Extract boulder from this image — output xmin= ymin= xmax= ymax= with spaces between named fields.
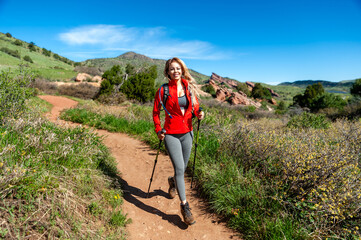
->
xmin=75 ymin=73 xmax=92 ymax=82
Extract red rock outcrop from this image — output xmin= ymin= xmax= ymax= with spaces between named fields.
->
xmin=210 ymin=73 xmax=238 ymax=88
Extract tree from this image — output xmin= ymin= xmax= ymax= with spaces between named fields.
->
xmin=310 ymin=93 xmax=347 ymax=111
xmin=251 ymin=83 xmax=271 ymax=100
xmin=293 ymin=83 xmax=325 ymax=108
xmin=5 ymin=33 xmax=12 ymax=38
xmin=121 ymin=65 xmax=157 ymax=102
xmin=99 ymin=65 xmax=124 ymax=95
xmin=28 ymin=42 xmax=36 ymax=52
xmin=350 ymin=78 xmax=361 ymax=96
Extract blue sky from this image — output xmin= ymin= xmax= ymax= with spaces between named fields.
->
xmin=1 ymin=0 xmax=361 ymax=85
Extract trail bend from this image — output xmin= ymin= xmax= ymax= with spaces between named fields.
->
xmin=38 ymin=95 xmax=241 ymax=240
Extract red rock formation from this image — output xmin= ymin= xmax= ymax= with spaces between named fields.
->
xmin=210 ymin=73 xmax=238 ymax=88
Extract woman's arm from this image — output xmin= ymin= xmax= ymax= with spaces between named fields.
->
xmin=153 ymin=88 xmax=163 ymax=133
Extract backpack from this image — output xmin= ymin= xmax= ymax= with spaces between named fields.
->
xmin=159 ymin=83 xmax=194 ymax=119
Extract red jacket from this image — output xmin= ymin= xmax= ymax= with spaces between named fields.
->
xmin=153 ymin=78 xmax=200 ymax=134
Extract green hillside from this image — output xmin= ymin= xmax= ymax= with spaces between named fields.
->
xmin=0 ymin=32 xmax=77 ymax=80
xmin=278 ymin=79 xmax=354 ymax=94
xmin=82 ymin=51 xmax=209 ymax=85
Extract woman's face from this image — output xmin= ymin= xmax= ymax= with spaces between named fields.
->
xmin=168 ymin=62 xmax=182 ymax=81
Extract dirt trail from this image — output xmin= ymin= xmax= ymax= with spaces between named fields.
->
xmin=38 ymin=95 xmax=241 ymax=240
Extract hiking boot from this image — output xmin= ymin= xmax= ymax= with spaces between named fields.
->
xmin=180 ymin=202 xmax=196 ymax=225
xmin=168 ymin=176 xmax=177 ymax=199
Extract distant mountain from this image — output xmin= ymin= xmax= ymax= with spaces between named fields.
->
xmin=278 ymin=80 xmax=355 ymax=88
xmin=82 ymin=51 xmax=209 ymax=85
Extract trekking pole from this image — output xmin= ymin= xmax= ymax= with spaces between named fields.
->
xmin=147 ymin=129 xmax=166 ymax=198
xmin=191 ymin=107 xmax=203 ymax=189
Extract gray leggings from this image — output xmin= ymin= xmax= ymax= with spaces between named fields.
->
xmin=164 ymin=131 xmax=193 ymax=202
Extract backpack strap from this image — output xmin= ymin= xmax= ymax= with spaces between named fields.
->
xmin=159 ymin=83 xmax=173 ymax=119
xmin=188 ymin=86 xmax=195 ymax=114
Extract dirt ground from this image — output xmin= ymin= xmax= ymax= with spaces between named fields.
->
xmin=38 ymin=95 xmax=241 ymax=240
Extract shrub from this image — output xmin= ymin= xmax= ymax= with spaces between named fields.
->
xmin=0 ymin=71 xmax=34 ymax=124
xmin=23 ymin=55 xmax=33 ymax=63
xmin=5 ymin=32 xmax=12 ymax=38
xmin=293 ymin=83 xmax=325 ymax=108
xmin=236 ymin=82 xmax=251 ymax=96
xmin=120 ymin=65 xmax=157 ymax=102
xmin=100 ymin=65 xmax=124 ymax=95
xmin=42 ymin=48 xmax=51 ymax=57
xmin=251 ymin=83 xmax=271 ymax=100
xmin=100 ymin=64 xmax=156 ymax=103
xmin=202 ymin=84 xmax=216 ymax=96
xmin=0 ymin=47 xmax=21 ymax=58
xmin=28 ymin=42 xmax=36 ymax=52
xmin=58 ymin=83 xmax=100 ymax=99
xmin=287 ymin=112 xmax=330 ymax=129
xmin=310 ymin=93 xmax=347 ymax=111
xmin=350 ymin=78 xmax=361 ymax=96
xmin=13 ymin=39 xmax=22 ymax=46
xmin=97 ymin=92 xmax=127 ymax=105
xmin=31 ymin=78 xmax=59 ymax=95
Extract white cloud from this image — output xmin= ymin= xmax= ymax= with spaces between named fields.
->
xmin=59 ymin=24 xmax=229 ymax=60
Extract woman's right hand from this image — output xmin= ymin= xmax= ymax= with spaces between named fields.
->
xmin=157 ymin=130 xmax=166 ymax=140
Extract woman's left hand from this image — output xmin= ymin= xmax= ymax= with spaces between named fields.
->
xmin=198 ymin=111 xmax=205 ymax=120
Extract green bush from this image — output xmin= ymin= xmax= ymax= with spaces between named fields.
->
xmin=350 ymin=78 xmax=361 ymax=96
xmin=237 ymin=82 xmax=251 ymax=96
xmin=0 ymin=47 xmax=21 ymax=58
xmin=42 ymin=48 xmax=51 ymax=57
xmin=293 ymin=83 xmax=325 ymax=108
xmin=99 ymin=64 xmax=156 ymax=103
xmin=5 ymin=32 xmax=12 ymax=38
xmin=310 ymin=93 xmax=347 ymax=111
xmin=28 ymin=42 xmax=36 ymax=52
xmin=202 ymin=84 xmax=216 ymax=96
xmin=13 ymin=39 xmax=22 ymax=46
xmin=287 ymin=112 xmax=330 ymax=129
xmin=251 ymin=83 xmax=271 ymax=100
xmin=121 ymin=65 xmax=157 ymax=102
xmin=0 ymin=70 xmax=34 ymax=123
xmin=23 ymin=55 xmax=33 ymax=63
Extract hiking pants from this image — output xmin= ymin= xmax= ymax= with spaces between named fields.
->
xmin=164 ymin=131 xmax=193 ymax=202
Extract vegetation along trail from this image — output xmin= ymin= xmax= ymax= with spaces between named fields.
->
xmin=39 ymin=95 xmax=240 ymax=240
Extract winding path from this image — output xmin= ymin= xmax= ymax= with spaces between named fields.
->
xmin=38 ymin=95 xmax=241 ymax=240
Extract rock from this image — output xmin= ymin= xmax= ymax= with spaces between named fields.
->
xmin=228 ymin=92 xmax=261 ymax=107
xmin=75 ymin=73 xmax=92 ymax=82
xmin=215 ymin=88 xmax=231 ymax=102
xmin=210 ymin=73 xmax=238 ymax=88
xmin=267 ymin=87 xmax=280 ymax=97
xmin=269 ymin=98 xmax=277 ymax=105
xmin=92 ymin=75 xmax=102 ymax=82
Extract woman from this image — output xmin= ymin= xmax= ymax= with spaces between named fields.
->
xmin=153 ymin=57 xmax=204 ymax=225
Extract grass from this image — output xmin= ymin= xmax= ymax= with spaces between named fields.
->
xmin=60 ymin=100 xmax=361 ymax=239
xmin=0 ymin=95 xmax=130 ymax=239
xmin=0 ymin=32 xmax=77 ymax=81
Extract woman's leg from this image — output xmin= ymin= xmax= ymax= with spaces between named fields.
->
xmin=164 ymin=132 xmax=193 ymax=202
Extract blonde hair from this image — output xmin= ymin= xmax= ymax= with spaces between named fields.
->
xmin=164 ymin=57 xmax=199 ymax=98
